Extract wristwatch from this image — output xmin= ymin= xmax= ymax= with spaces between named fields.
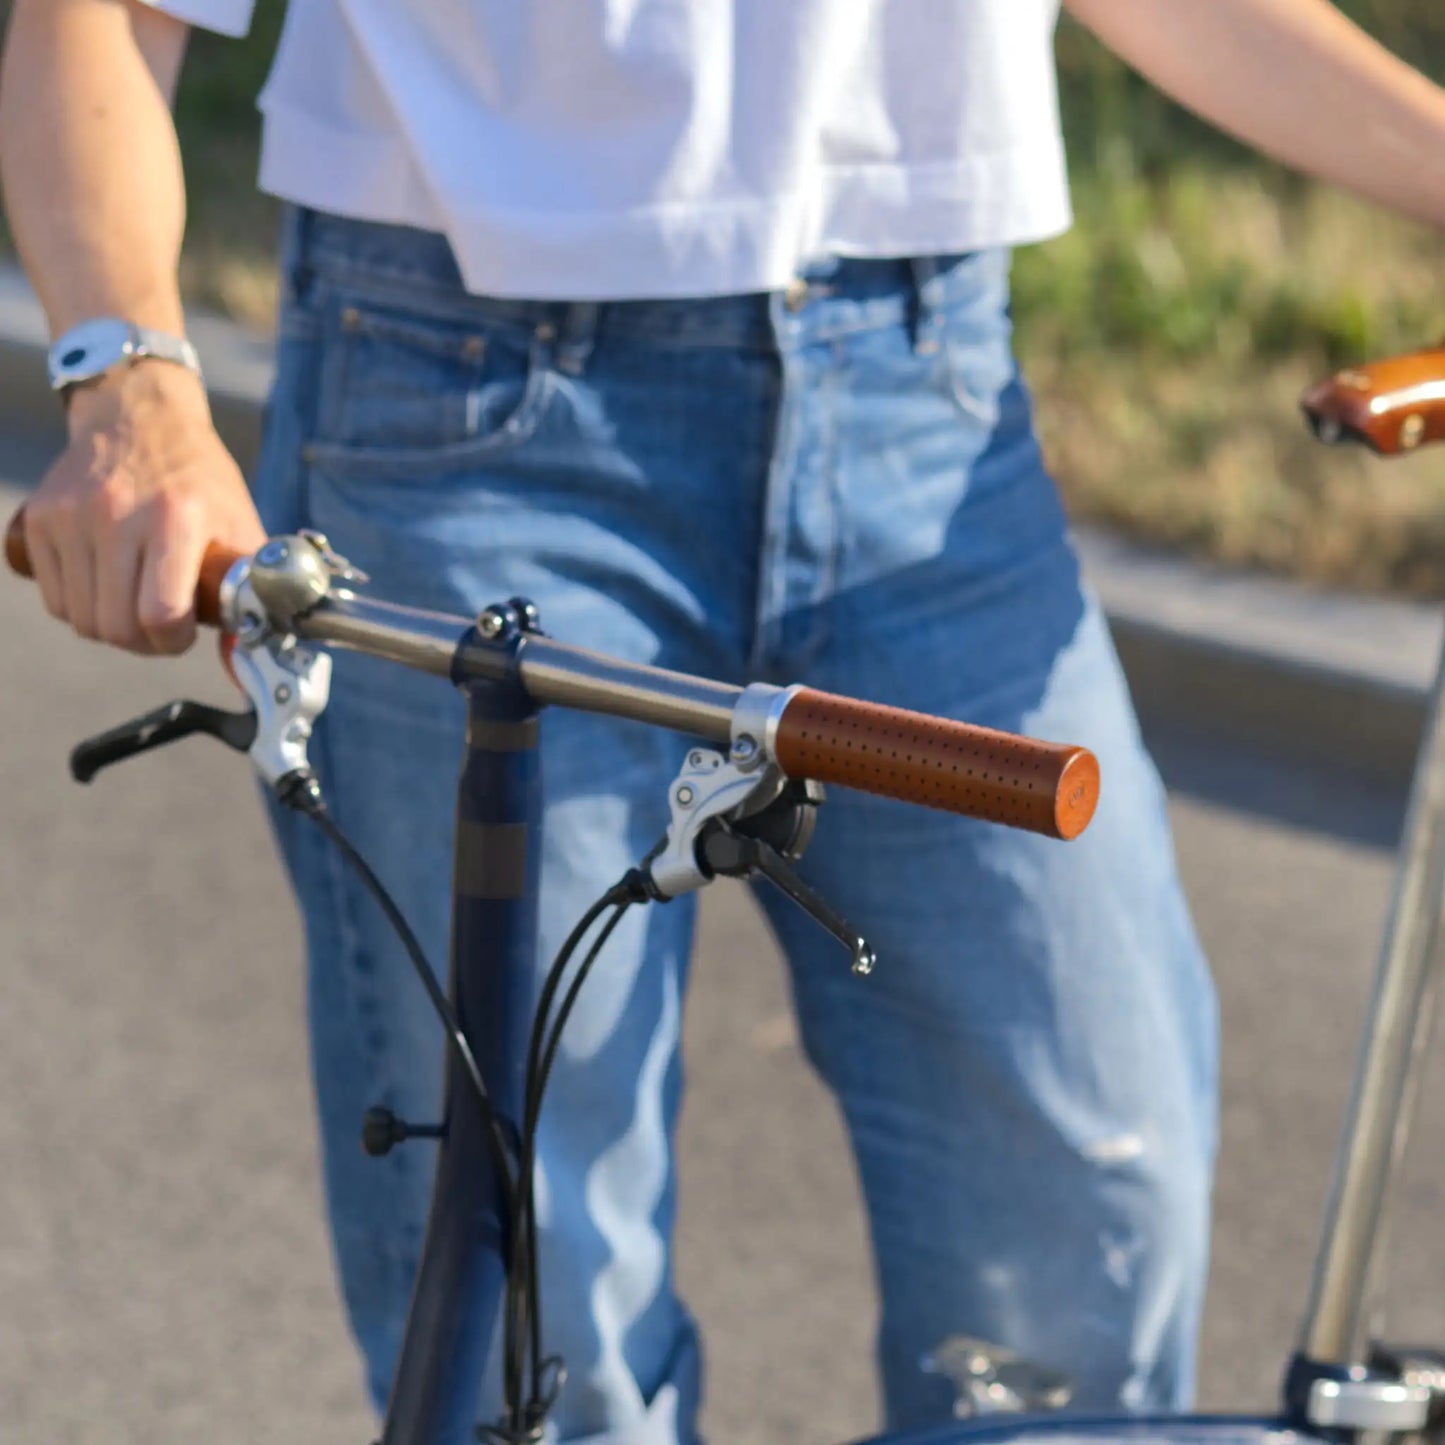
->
xmin=47 ymin=318 xmax=202 ymax=399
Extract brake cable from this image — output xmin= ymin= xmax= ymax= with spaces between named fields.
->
xmin=505 ymin=875 xmax=650 ymax=1433
xmin=290 ymin=768 xmax=651 ymax=1443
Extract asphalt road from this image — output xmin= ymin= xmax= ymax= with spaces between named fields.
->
xmin=4 ymin=449 xmax=1445 ymax=1445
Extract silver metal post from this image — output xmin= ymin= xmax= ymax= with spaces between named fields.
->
xmin=295 ymin=592 xmax=471 ymax=678
xmin=1299 ymin=627 xmax=1445 ymax=1363
xmin=517 ymin=635 xmax=739 ymax=741
xmin=233 ymin=539 xmax=748 ymax=744
xmin=291 ymin=591 xmax=742 ymax=741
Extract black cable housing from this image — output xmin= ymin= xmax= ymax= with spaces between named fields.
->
xmin=288 ymin=770 xmax=653 ymax=1443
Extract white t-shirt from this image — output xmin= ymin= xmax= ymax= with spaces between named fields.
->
xmin=145 ymin=0 xmax=1072 ymax=300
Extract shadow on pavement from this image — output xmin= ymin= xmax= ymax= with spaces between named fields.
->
xmin=1143 ymin=713 xmax=1407 ymax=854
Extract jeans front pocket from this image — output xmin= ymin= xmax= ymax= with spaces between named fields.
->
xmin=305 ymin=294 xmax=555 ymax=480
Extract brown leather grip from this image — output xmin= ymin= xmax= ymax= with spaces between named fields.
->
xmin=772 ymin=688 xmax=1100 ymax=840
xmin=1302 ymin=347 xmax=1445 ymax=456
xmin=5 ymin=504 xmax=242 ymax=629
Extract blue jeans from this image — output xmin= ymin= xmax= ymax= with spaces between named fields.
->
xmin=253 ymin=208 xmax=1219 ymax=1444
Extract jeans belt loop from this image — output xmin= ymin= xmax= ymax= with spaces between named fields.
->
xmin=556 ymin=302 xmax=602 ymax=376
xmin=908 ymin=256 xmax=944 ymax=357
xmin=283 ymin=204 xmax=317 ymax=305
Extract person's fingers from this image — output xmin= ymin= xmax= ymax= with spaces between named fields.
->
xmin=52 ymin=512 xmax=98 ymax=641
xmin=94 ymin=518 xmax=150 ymax=652
xmin=136 ymin=492 xmax=203 ymax=655
xmin=24 ymin=506 xmax=68 ymax=625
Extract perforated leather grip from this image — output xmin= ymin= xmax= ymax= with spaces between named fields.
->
xmin=1302 ymin=348 xmax=1445 ymax=455
xmin=773 ymin=687 xmax=1100 ymax=840
xmin=5 ymin=505 xmax=241 ymax=628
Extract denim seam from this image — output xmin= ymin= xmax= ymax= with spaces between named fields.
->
xmin=302 ymin=367 xmax=558 ymax=478
xmin=305 ymin=707 xmax=415 ymax=1236
xmin=751 ymin=300 xmax=803 ymax=672
xmin=785 ymin=348 xmax=844 ymax=675
xmin=300 ymin=293 xmax=558 ymax=475
xmin=288 ymin=317 xmax=413 ymax=1234
xmin=311 ymin=257 xmax=775 ymax=351
xmin=816 ymin=349 xmax=845 ymax=666
xmin=303 ymin=250 xmax=958 ymax=352
xmin=310 ymin=262 xmax=548 ymax=338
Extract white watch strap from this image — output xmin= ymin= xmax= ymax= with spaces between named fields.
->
xmin=47 ymin=317 xmax=204 ymax=395
xmin=131 ymin=325 xmax=203 ymax=378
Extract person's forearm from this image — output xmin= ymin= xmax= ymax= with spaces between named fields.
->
xmin=1064 ymin=0 xmax=1445 ymax=229
xmin=0 ymin=0 xmax=262 ymax=658
xmin=0 ymin=0 xmax=191 ymax=339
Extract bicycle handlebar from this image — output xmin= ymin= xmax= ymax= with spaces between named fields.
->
xmin=774 ymin=688 xmax=1099 ymax=840
xmin=5 ymin=504 xmax=1098 ymax=839
xmin=5 ymin=509 xmax=241 ymax=629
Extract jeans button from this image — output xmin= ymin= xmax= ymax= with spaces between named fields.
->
xmin=784 ymin=277 xmax=810 ymax=312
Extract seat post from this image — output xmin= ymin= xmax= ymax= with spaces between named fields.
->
xmin=1295 ymin=619 xmax=1445 ymax=1378
xmin=383 ymin=607 xmax=543 ymax=1445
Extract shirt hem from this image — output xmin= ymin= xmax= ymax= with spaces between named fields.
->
xmin=134 ymin=0 xmax=254 ymax=38
xmin=258 ymin=108 xmax=1073 ymax=301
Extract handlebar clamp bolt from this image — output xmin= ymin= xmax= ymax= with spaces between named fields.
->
xmin=477 ymin=607 xmax=513 ymax=640
xmin=508 ymin=596 xmax=542 ymax=632
xmin=731 ymin=735 xmax=759 ymax=765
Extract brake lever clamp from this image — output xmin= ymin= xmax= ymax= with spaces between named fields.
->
xmin=644 ymin=747 xmax=789 ymax=899
xmin=226 ymin=630 xmax=332 ymax=794
xmin=221 ymin=533 xmax=338 ymax=794
xmin=643 ymin=747 xmax=877 ymax=976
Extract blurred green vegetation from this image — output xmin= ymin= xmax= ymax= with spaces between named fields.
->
xmin=2 ymin=0 xmax=1444 ymax=592
xmin=1031 ymin=0 xmax=1445 ymax=367
xmin=1023 ymin=1 xmax=1445 ymax=594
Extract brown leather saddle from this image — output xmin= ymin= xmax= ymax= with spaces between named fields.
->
xmin=1303 ymin=346 xmax=1445 ymax=455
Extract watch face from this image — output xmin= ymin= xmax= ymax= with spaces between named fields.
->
xmin=48 ymin=318 xmax=137 ymax=391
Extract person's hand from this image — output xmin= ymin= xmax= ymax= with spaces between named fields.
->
xmin=23 ymin=360 xmax=266 ymax=655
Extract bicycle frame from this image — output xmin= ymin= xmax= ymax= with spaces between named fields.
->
xmin=1 ymin=500 xmax=1092 ymax=1435
xmin=380 ymin=601 xmax=1445 ymax=1445
xmin=373 ymin=605 xmax=1432 ymax=1440
xmin=382 ymin=669 xmax=543 ymax=1444
xmin=206 ymin=558 xmax=1091 ymax=1445
xmin=275 ymin=592 xmax=749 ymax=1445
xmin=12 ymin=446 xmax=1445 ymax=1440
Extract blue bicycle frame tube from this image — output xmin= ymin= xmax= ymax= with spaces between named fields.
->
xmin=382 ymin=626 xmax=542 ymax=1445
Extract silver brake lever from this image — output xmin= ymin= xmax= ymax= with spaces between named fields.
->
xmin=222 ymin=534 xmax=342 ymax=792
xmin=644 ymin=746 xmax=876 ymax=975
xmin=645 ymin=747 xmax=787 ymax=899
